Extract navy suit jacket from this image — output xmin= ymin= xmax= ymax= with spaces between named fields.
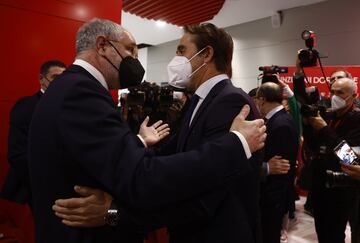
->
xmin=138 ymin=80 xmax=262 ymax=242
xmin=260 ymin=108 xmax=299 ymax=214
xmin=1 ymin=91 xmax=42 ymax=205
xmin=28 ymin=65 xmax=251 ymax=243
xmin=168 ymin=80 xmax=262 ymax=243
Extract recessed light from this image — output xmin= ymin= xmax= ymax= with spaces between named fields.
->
xmin=156 ymin=20 xmax=166 ymax=27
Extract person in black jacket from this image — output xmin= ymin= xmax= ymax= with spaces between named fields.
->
xmin=307 ymin=77 xmax=360 ymax=243
xmin=28 ymin=18 xmax=266 ymax=243
xmin=1 ymin=60 xmax=66 ymax=206
xmin=255 ymin=82 xmax=299 ymax=243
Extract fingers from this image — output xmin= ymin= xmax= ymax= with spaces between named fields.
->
xmin=237 ymin=105 xmax=250 ymax=121
xmin=74 ymin=185 xmax=99 ymax=197
xmin=152 ymin=120 xmax=163 ymax=129
xmin=156 ymin=123 xmax=169 ymax=131
xmin=140 ymin=116 xmax=150 ymax=127
xmin=53 ymin=205 xmax=86 ymax=217
xmin=158 ymin=128 xmax=170 ymax=137
xmin=55 ymin=197 xmax=85 ymax=208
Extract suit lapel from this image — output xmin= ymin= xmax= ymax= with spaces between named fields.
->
xmin=189 ymin=80 xmax=229 ymax=131
xmin=177 ymin=79 xmax=229 ymax=152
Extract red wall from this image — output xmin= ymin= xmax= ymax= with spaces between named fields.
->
xmin=0 ymin=0 xmax=121 ymax=241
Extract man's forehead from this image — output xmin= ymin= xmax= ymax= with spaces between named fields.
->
xmin=177 ymin=33 xmax=196 ymax=50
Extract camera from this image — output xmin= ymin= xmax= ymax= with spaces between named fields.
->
xmin=127 ymin=81 xmax=175 ymax=108
xmin=298 ymin=30 xmax=319 ymax=67
xmin=326 ymin=170 xmax=360 ymax=188
xmin=258 ymin=65 xmax=288 ymax=84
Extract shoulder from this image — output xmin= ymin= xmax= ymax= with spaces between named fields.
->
xmin=10 ymin=93 xmax=40 ymax=117
xmin=270 ymin=110 xmax=297 ymax=132
xmin=215 ymin=80 xmax=250 ymax=104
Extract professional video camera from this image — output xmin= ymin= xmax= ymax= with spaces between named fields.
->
xmin=127 ymin=81 xmax=174 ymax=108
xmin=293 ymin=30 xmax=330 ymax=117
xmin=258 ymin=65 xmax=288 ymax=84
xmin=298 ymin=30 xmax=319 ymax=67
xmin=326 ymin=170 xmax=360 ymax=188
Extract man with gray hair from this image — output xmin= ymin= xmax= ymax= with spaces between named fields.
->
xmin=28 ymin=18 xmax=266 ymax=243
xmin=307 ymin=77 xmax=360 ymax=242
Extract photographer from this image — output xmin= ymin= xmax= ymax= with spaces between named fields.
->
xmin=305 ymin=77 xmax=360 ymax=243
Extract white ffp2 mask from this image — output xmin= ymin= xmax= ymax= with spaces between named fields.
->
xmin=167 ymin=47 xmax=207 ymax=89
xmin=331 ymin=95 xmax=347 ymax=111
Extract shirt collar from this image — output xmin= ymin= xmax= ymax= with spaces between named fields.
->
xmin=195 ymin=74 xmax=229 ymax=99
xmin=265 ymin=105 xmax=284 ymax=120
xmin=73 ymin=59 xmax=108 ymax=90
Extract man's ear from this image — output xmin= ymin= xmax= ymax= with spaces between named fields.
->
xmin=203 ymin=46 xmax=214 ymax=63
xmin=96 ymin=36 xmax=107 ymax=55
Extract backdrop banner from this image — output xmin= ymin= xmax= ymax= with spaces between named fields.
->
xmin=278 ymin=66 xmax=360 ymax=97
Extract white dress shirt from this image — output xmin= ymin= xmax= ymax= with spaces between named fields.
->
xmin=73 ymin=59 xmax=108 ymax=90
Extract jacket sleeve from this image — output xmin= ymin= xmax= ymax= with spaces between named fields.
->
xmin=58 ymin=81 xmax=251 ymax=210
xmin=123 ymin=93 xmax=260 ymax=229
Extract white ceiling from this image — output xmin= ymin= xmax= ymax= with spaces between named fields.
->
xmin=121 ymin=0 xmax=327 ymax=46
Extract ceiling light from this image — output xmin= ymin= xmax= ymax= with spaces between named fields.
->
xmin=156 ymin=20 xmax=166 ymax=27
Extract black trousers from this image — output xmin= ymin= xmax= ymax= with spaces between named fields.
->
xmin=261 ymin=203 xmax=283 ymax=243
xmin=312 ymin=185 xmax=355 ymax=243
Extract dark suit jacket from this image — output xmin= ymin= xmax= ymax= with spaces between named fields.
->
xmin=1 ymin=91 xmax=42 ymax=205
xmin=260 ymin=108 xmax=299 ymax=214
xmin=139 ymin=80 xmax=262 ymax=242
xmin=28 ymin=65 xmax=251 ymax=243
xmin=167 ymin=80 xmax=261 ymax=243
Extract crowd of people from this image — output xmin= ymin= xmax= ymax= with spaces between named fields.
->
xmin=1 ymin=17 xmax=360 ymax=243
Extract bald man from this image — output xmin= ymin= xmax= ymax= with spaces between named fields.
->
xmin=255 ymin=82 xmax=299 ymax=243
xmin=307 ymin=77 xmax=360 ymax=243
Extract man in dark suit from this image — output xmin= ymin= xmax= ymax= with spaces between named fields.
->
xmin=28 ymin=18 xmax=266 ymax=243
xmin=1 ymin=60 xmax=66 ymax=205
xmin=255 ymin=82 xmax=299 ymax=243
xmin=53 ymin=22 xmax=267 ymax=243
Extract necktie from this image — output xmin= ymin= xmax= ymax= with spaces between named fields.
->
xmin=184 ymin=94 xmax=200 ymax=127
xmin=177 ymin=94 xmax=200 ymax=152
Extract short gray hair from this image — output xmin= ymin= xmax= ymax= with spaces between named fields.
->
xmin=76 ymin=18 xmax=124 ymax=54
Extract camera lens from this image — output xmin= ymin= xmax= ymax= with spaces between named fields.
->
xmin=301 ymin=30 xmax=312 ymax=40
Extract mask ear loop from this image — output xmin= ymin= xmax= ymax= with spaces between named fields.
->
xmin=187 ymin=46 xmax=208 ymax=78
xmin=188 ymin=46 xmax=208 ymax=62
xmin=103 ymin=40 xmax=124 ymax=71
xmin=107 ymin=40 xmax=125 ymax=59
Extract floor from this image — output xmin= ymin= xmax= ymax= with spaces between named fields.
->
xmin=285 ymin=196 xmax=351 ymax=243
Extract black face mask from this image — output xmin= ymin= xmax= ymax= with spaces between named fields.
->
xmin=105 ymin=41 xmax=145 ymax=89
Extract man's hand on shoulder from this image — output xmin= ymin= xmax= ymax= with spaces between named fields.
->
xmin=230 ymin=104 xmax=266 ymax=153
xmin=52 ymin=185 xmax=112 ymax=227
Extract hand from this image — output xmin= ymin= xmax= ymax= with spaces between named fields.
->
xmin=340 ymin=163 xmax=360 ymax=180
xmin=230 ymin=105 xmax=266 ymax=153
xmin=277 ymin=77 xmax=286 ymax=89
xmin=52 ymin=186 xmax=112 ymax=227
xmin=138 ymin=116 xmax=170 ymax=146
xmin=268 ymin=155 xmax=290 ymax=175
xmin=307 ymin=113 xmax=327 ymax=130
